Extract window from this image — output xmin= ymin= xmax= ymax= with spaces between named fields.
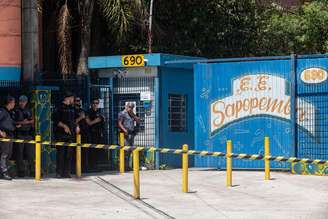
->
xmin=168 ymin=94 xmax=187 ymax=132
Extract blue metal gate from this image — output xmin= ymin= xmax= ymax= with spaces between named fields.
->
xmin=194 ymin=55 xmax=328 ymax=169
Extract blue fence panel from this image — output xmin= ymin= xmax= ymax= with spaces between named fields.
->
xmin=296 ymin=58 xmax=328 ymax=160
xmin=194 ymin=60 xmax=293 ymax=169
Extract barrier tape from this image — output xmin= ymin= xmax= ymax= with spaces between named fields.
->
xmin=0 ymin=138 xmax=327 ymax=165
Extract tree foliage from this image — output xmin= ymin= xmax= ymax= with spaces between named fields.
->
xmin=260 ymin=1 xmax=328 ymax=55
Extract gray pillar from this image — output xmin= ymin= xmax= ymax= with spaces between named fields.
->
xmin=22 ymin=0 xmax=39 ymax=83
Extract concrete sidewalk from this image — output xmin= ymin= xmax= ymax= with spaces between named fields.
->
xmin=0 ymin=169 xmax=327 ymax=219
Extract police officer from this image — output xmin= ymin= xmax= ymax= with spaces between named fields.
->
xmin=13 ymin=95 xmax=34 ymax=177
xmin=53 ymin=91 xmax=80 ymax=178
xmin=86 ymin=98 xmax=105 ymax=171
xmin=0 ymin=96 xmax=16 ymax=180
xmin=74 ymin=97 xmax=90 ymax=172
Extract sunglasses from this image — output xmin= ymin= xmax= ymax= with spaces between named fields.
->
xmin=93 ymin=102 xmax=99 ymax=105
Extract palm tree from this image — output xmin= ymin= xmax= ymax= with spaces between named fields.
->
xmin=76 ymin=0 xmax=146 ymax=76
xmin=41 ymin=0 xmax=146 ymax=77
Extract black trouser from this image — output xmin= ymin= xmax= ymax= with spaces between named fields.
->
xmin=81 ymin=132 xmax=90 ymax=172
xmin=56 ymin=136 xmax=74 ymax=176
xmin=0 ymin=134 xmax=13 ymax=174
xmin=16 ymin=134 xmax=34 ymax=175
xmin=89 ymin=131 xmax=103 ymax=171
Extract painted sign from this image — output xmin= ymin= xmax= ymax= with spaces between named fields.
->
xmin=210 ymin=74 xmax=315 ymax=136
xmin=300 ymin=67 xmax=328 ymax=84
xmin=122 ymin=54 xmax=145 ymax=67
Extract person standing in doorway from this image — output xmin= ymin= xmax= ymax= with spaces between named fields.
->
xmin=118 ymin=102 xmax=140 ymax=170
xmin=13 ymin=95 xmax=34 ymax=177
xmin=86 ymin=98 xmax=105 ymax=171
xmin=0 ymin=96 xmax=16 ymax=180
xmin=53 ymin=91 xmax=80 ymax=178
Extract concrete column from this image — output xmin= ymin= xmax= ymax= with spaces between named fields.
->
xmin=22 ymin=0 xmax=39 ymax=83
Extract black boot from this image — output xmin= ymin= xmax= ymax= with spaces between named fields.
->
xmin=2 ymin=172 xmax=12 ymax=180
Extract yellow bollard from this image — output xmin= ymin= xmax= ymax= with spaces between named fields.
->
xmin=35 ymin=135 xmax=41 ymax=181
xmin=119 ymin=132 xmax=125 ymax=173
xmin=182 ymin=144 xmax=188 ymax=193
xmin=226 ymin=140 xmax=232 ymax=187
xmin=133 ymin=148 xmax=140 ymax=199
xmin=264 ymin=136 xmax=270 ymax=180
xmin=76 ymin=134 xmax=82 ymax=178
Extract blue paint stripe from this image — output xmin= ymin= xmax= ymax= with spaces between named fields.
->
xmin=88 ymin=53 xmax=201 ymax=69
xmin=0 ymin=66 xmax=21 ymax=81
xmin=88 ymin=54 xmax=162 ymax=69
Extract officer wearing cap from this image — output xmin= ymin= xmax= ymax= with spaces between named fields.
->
xmin=0 ymin=96 xmax=16 ymax=180
xmin=53 ymin=91 xmax=80 ymax=178
xmin=13 ymin=95 xmax=34 ymax=177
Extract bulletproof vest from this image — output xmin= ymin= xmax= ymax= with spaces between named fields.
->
xmin=54 ymin=103 xmax=76 ymax=138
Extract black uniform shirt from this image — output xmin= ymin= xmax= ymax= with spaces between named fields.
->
xmin=0 ymin=107 xmax=15 ymax=136
xmin=75 ymin=106 xmax=88 ymax=135
xmin=54 ymin=103 xmax=76 ymax=139
xmin=13 ymin=107 xmax=33 ymax=133
xmin=87 ymin=108 xmax=104 ymax=134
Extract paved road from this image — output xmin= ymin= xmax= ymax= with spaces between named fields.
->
xmin=0 ymin=169 xmax=327 ymax=219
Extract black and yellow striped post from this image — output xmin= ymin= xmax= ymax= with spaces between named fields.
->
xmin=133 ymin=147 xmax=140 ymax=199
xmin=35 ymin=135 xmax=41 ymax=181
xmin=76 ymin=134 xmax=82 ymax=178
xmin=264 ymin=137 xmax=270 ymax=180
xmin=226 ymin=140 xmax=232 ymax=187
xmin=182 ymin=144 xmax=188 ymax=193
xmin=119 ymin=132 xmax=125 ymax=174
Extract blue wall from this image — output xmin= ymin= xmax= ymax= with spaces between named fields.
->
xmin=159 ymin=67 xmax=194 ymax=167
xmin=194 ymin=60 xmax=293 ymax=169
xmin=194 ymin=56 xmax=328 ymax=169
xmin=0 ymin=66 xmax=21 ymax=81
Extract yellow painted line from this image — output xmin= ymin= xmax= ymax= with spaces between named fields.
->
xmin=95 ymin=144 xmax=105 ymax=149
xmin=200 ymin=151 xmax=209 ymax=156
xmin=174 ymin=149 xmax=183 ymax=154
xmin=213 ymin=152 xmax=223 ymax=156
xmin=275 ymin=156 xmax=285 ymax=161
xmin=250 ymin=155 xmax=259 ymax=160
xmin=288 ymin=157 xmax=297 ymax=162
xmin=188 ymin=150 xmax=196 ymax=154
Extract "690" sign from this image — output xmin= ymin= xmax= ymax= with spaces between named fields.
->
xmin=301 ymin=67 xmax=328 ymax=84
xmin=122 ymin=55 xmax=145 ymax=67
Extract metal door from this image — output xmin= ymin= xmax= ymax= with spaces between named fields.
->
xmin=112 ymin=77 xmax=156 ymax=147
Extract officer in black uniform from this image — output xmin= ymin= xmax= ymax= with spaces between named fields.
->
xmin=13 ymin=95 xmax=34 ymax=177
xmin=86 ymin=98 xmax=105 ymax=171
xmin=74 ymin=97 xmax=90 ymax=172
xmin=0 ymin=96 xmax=16 ymax=180
xmin=53 ymin=91 xmax=80 ymax=178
